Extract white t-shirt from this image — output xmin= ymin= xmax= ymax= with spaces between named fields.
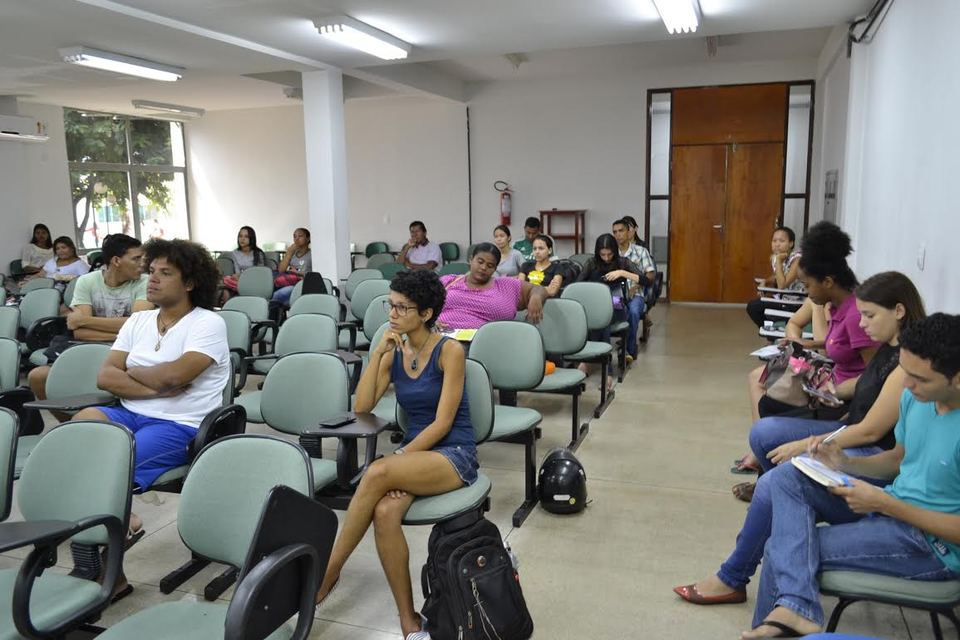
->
xmin=111 ymin=308 xmax=229 ymax=428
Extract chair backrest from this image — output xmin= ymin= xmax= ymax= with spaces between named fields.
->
xmin=223 ymin=296 xmax=270 ymax=322
xmin=217 ymin=255 xmax=236 ymax=276
xmin=45 ymin=343 xmax=113 ymax=399
xmin=62 ymin=277 xmax=79 ymax=308
xmin=219 ymin=309 xmax=253 ymax=355
xmin=0 ymin=338 xmax=20 ymax=392
xmin=439 ymin=242 xmax=460 ymax=263
xmin=363 ymin=295 xmax=391 ymax=341
xmin=538 ymin=298 xmax=588 ymax=356
xmin=469 ymin=321 xmax=545 ymax=391
xmin=437 ymin=262 xmax=469 ymax=276
xmin=260 ymin=353 xmax=349 ymax=435
xmin=237 ymin=266 xmax=274 ymax=300
xmin=18 ymin=421 xmax=133 ymax=545
xmin=350 ymin=279 xmax=391 ymax=322
xmin=365 ymin=242 xmax=389 ymax=258
xmin=274 ymin=314 xmax=338 ymax=356
xmin=345 ymin=269 xmax=383 ymax=300
xmin=0 ymin=307 xmax=18 ymax=340
xmin=365 ymin=253 xmax=395 ymax=269
xmin=0 ymin=407 xmax=18 ymax=521
xmin=178 ymin=435 xmax=313 ymax=569
xmin=21 ymin=278 xmax=55 ymax=294
xmin=377 ymin=263 xmax=405 ymax=280
xmin=561 ymin=282 xmax=614 ymax=330
xmin=289 ymin=294 xmax=340 ymax=320
xmin=19 ymin=289 xmax=60 ymax=330
xmin=288 ymin=280 xmax=304 ymax=307
xmin=569 ymin=253 xmax=593 ymax=268
xmin=369 ymin=322 xmax=389 ymax=352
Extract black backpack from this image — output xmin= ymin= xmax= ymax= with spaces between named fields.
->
xmin=421 ymin=512 xmax=534 ymax=640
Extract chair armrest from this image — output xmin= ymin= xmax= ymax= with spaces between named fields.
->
xmin=337 ymin=323 xmax=357 ymax=352
xmin=251 ymin=320 xmax=278 ymax=352
xmin=189 ymin=404 xmax=247 ymax=459
xmin=757 ymin=286 xmax=807 ymax=296
xmin=11 ymin=514 xmax=125 ymax=640
xmin=302 ymin=412 xmax=390 ymax=439
xmin=24 ymin=393 xmax=117 ymax=412
xmin=24 ymin=316 xmax=67 ymax=352
xmin=230 ymin=348 xmax=249 ymax=392
xmin=0 ymin=520 xmax=77 ymax=554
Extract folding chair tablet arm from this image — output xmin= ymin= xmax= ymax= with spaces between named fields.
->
xmin=338 ymin=321 xmax=358 ymax=352
xmin=3 ymin=514 xmax=125 ymax=640
xmin=24 ymin=316 xmax=67 ymax=353
xmin=301 ymin=412 xmax=391 ymax=490
xmin=757 ymin=285 xmax=808 ymax=297
xmin=24 ymin=392 xmax=117 ymax=413
xmin=187 ymin=404 xmax=247 ymax=459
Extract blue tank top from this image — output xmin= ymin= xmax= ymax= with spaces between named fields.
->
xmin=391 ymin=337 xmax=475 ymax=449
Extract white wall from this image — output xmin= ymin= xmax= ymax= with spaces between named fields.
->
xmin=0 ymin=143 xmax=30 ymax=270
xmin=841 ymin=0 xmax=960 ymax=312
xmin=185 ymin=106 xmax=308 ymax=251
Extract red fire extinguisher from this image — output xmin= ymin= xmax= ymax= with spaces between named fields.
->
xmin=495 ymin=180 xmax=512 ymax=226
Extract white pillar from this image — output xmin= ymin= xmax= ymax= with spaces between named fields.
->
xmin=301 ymin=70 xmax=350 ymax=282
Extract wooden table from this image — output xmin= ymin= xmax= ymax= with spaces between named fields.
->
xmin=539 ymin=209 xmax=587 ymax=254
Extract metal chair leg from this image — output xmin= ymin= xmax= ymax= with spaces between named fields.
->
xmin=824 ymin=597 xmax=857 ymax=632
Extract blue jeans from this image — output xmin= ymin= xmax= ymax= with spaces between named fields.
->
xmin=98 ymin=405 xmax=197 ymax=490
xmin=752 ymin=465 xmax=955 ymax=628
xmin=625 ymin=296 xmax=646 ymax=358
xmin=717 ymin=446 xmax=884 ymax=592
xmin=272 ymin=285 xmax=294 ymax=305
xmin=750 ymin=417 xmax=846 ymax=473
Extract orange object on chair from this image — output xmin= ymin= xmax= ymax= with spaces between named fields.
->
xmin=544 ymin=361 xmax=556 ymax=375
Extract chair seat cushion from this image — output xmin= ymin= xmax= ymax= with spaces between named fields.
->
xmin=819 ymin=570 xmax=960 ymax=606
xmin=234 ymin=391 xmax=264 ymax=423
xmin=28 ymin=349 xmax=48 ymax=367
xmin=251 ymin=359 xmax=276 ymax=375
xmin=565 ymin=341 xmax=613 ymax=361
xmin=152 ymin=465 xmax=188 ymax=487
xmin=403 ymin=473 xmax=492 ymax=525
xmin=491 ymin=406 xmax=541 ymax=440
xmin=0 ymin=569 xmax=102 ymax=640
xmin=311 ymin=458 xmax=338 ymax=492
xmin=533 ymin=368 xmax=586 ymax=393
xmin=97 ymin=601 xmax=293 ymax=639
xmin=14 ymin=435 xmax=42 ymax=479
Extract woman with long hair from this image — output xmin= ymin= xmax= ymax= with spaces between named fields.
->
xmin=220 ymin=226 xmax=267 ymax=302
xmin=272 ymin=227 xmax=312 ymax=305
xmin=492 ymin=224 xmax=525 ymax=276
xmin=42 ymin=236 xmax=89 ymax=290
xmin=21 ymin=223 xmax=54 ymax=275
xmin=518 ymin=234 xmax=564 ymax=297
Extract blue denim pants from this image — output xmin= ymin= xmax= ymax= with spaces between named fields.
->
xmin=751 ymin=465 xmax=955 ymax=628
xmin=750 ymin=417 xmax=858 ymax=473
xmin=624 ymin=295 xmax=646 ymax=358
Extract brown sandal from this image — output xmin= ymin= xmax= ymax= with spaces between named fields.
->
xmin=673 ymin=583 xmax=746 ymax=605
xmin=732 ymin=481 xmax=756 ymax=503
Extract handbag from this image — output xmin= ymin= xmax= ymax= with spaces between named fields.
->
xmin=273 ymin=272 xmax=301 ymax=288
xmin=761 ymin=342 xmax=834 ymax=408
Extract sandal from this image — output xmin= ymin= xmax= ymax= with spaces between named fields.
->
xmin=747 ymin=620 xmax=802 ymax=638
xmin=731 ymin=455 xmax=760 ymax=475
xmin=673 ymin=583 xmax=746 ymax=605
xmin=125 ymin=527 xmax=145 ymax=550
xmin=732 ymin=482 xmax=756 ymax=503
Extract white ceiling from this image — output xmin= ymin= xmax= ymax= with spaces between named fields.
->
xmin=0 ymin=0 xmax=873 ymax=115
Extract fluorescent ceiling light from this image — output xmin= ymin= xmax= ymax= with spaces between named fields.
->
xmin=59 ymin=46 xmax=183 ymax=82
xmin=651 ymin=0 xmax=701 ymax=35
xmin=131 ymin=100 xmax=204 ymax=118
xmin=314 ymin=16 xmax=411 ymax=60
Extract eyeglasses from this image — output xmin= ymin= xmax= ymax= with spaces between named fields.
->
xmin=382 ymin=300 xmax=418 ymax=316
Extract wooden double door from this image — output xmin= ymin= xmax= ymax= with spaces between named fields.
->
xmin=668 ymin=84 xmax=788 ymax=303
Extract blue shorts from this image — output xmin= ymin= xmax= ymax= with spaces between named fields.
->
xmin=97 ymin=405 xmax=197 ymax=491
xmin=435 ymin=445 xmax=479 ymax=486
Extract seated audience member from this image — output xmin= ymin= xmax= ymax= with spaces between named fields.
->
xmin=436 ymin=243 xmax=546 ymax=330
xmin=512 ymin=216 xmax=542 ymax=262
xmin=220 ymin=225 xmax=266 ymax=302
xmin=737 ymin=272 xmax=922 ymax=501
xmin=397 ymin=221 xmax=442 ymax=271
xmin=577 ymin=233 xmax=645 ymax=375
xmin=271 ymin=227 xmax=312 ymax=305
xmin=492 ymin=224 xmax=525 ymax=277
xmin=612 ymin=218 xmax=656 ymax=361
xmin=74 ymin=239 xmax=229 ymax=551
xmin=315 ymin=270 xmax=475 ymax=640
xmin=621 ymin=215 xmax=649 ymax=250
xmin=739 ymin=313 xmax=960 ymax=638
xmin=20 ymin=223 xmax=54 ymax=275
xmin=676 ymin=309 xmax=951 ymax=628
xmin=28 ymin=234 xmax=153 ymax=414
xmin=746 ymin=226 xmax=805 ymax=329
xmin=42 ymin=235 xmax=89 ymax=290
xmin=518 ymin=234 xmax=564 ymax=297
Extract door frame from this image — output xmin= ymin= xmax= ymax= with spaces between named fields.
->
xmin=644 ymin=79 xmax=816 ymax=301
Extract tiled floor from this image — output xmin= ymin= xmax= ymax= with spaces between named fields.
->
xmin=0 ymin=304 xmax=934 ymax=638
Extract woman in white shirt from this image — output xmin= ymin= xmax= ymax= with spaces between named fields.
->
xmin=492 ymin=224 xmax=524 ymax=277
xmin=42 ymin=236 xmax=89 ymax=290
xmin=21 ymin=223 xmax=54 ymax=275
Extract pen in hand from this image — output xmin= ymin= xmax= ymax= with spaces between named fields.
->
xmin=810 ymin=424 xmax=848 ymax=455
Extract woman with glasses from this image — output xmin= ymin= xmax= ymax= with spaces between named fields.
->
xmin=315 ymin=270 xmax=474 ymax=640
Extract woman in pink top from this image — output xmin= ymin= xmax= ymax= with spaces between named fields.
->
xmin=436 ymin=243 xmax=547 ymax=330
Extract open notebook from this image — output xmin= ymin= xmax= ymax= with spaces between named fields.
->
xmin=441 ymin=329 xmax=477 ymax=342
xmin=791 ymin=454 xmax=852 ymax=488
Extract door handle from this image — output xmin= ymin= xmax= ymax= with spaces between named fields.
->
xmin=712 ymin=224 xmax=723 ymax=230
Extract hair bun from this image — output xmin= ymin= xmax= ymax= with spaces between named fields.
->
xmin=801 ymin=221 xmax=852 ymax=261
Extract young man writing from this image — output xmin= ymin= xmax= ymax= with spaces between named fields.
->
xmin=513 ymin=216 xmax=542 ymax=262
xmin=742 ymin=313 xmax=960 ymax=639
xmin=612 ymin=218 xmax=656 ymax=363
xmin=396 ymin=220 xmax=442 ymax=271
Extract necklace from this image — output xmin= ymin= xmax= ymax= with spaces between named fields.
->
xmin=155 ymin=313 xmax=183 ymax=351
xmin=409 ymin=333 xmax=435 ymax=371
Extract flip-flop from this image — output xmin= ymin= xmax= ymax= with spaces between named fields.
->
xmin=673 ymin=583 xmax=746 ymax=605
xmin=125 ymin=528 xmax=145 ymax=550
xmin=731 ymin=456 xmax=761 ymax=475
xmin=732 ymin=482 xmax=756 ymax=503
xmin=111 ymin=583 xmax=134 ymax=604
xmin=749 ymin=619 xmax=802 ymax=637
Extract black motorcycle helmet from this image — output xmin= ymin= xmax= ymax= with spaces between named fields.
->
xmin=537 ymin=447 xmax=587 ymax=514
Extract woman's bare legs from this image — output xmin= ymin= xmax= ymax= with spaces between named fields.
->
xmin=738 ymin=365 xmax=767 ymax=468
xmin=373 ymin=491 xmax=421 ymax=635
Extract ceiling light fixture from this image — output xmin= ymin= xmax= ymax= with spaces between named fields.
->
xmin=313 ymin=16 xmax=411 ymax=60
xmin=131 ymin=100 xmax=205 ymax=118
xmin=59 ymin=46 xmax=184 ymax=82
xmin=650 ymin=0 xmax=701 ymax=35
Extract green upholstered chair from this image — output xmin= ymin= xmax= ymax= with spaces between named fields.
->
xmin=0 ymin=309 xmax=17 ymax=341
xmin=236 ymin=266 xmax=274 ymax=301
xmin=365 ymin=253 xmax=395 ymax=269
xmin=16 ymin=288 xmax=62 ymax=356
xmin=289 ymin=293 xmax=340 ymax=320
xmin=247 ymin=313 xmax=338 ymax=376
xmin=569 ymin=253 xmax=593 ymax=268
xmin=437 ymin=262 xmax=470 ymax=276
xmin=357 ymin=322 xmax=398 ymax=430
xmin=61 ymin=277 xmax=79 ymax=308
xmin=365 ymin=242 xmax=389 ymax=258
xmin=218 ymin=309 xmax=252 ymax=393
xmin=0 ymin=420 xmax=133 ymax=639
xmin=0 ymin=408 xmax=17 ymax=521
xmin=223 ymin=296 xmax=277 ymax=352
xmin=111 ymin=435 xmax=328 ymax=639
xmin=820 ymin=570 xmax=960 ymax=639
xmin=216 ymin=255 xmax=236 ymax=277
xmin=339 ymin=279 xmax=391 ymax=350
xmin=377 ymin=262 xmax=405 ymax=280
xmin=468 ymin=321 xmax=544 ymax=527
xmin=439 ymin=242 xmax=460 ymax=264
xmin=561 ymin=282 xmax=617 ymax=417
xmin=20 ymin=278 xmax=55 ymax=294
xmin=344 ymin=269 xmax=383 ymax=301
xmin=532 ymin=298 xmax=589 ymax=449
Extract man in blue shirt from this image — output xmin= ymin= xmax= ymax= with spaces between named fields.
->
xmin=742 ymin=313 xmax=960 ymax=639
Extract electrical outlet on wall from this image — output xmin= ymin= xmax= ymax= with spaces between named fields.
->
xmin=917 ymin=243 xmax=926 ymax=271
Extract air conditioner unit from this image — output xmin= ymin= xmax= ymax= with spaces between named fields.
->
xmin=0 ymin=114 xmax=49 ymax=143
